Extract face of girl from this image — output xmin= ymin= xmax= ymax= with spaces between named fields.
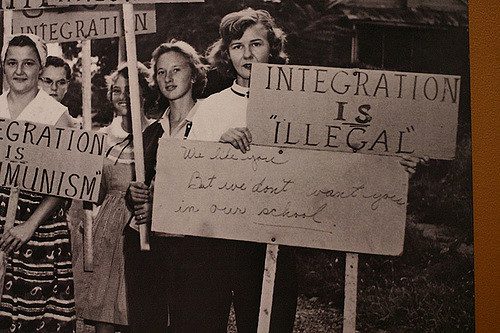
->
xmin=155 ymin=51 xmax=193 ymax=102
xmin=3 ymin=45 xmax=42 ymax=95
xmin=111 ymin=74 xmax=131 ymax=117
xmin=228 ymin=23 xmax=271 ymax=88
xmin=39 ymin=65 xmax=69 ymax=103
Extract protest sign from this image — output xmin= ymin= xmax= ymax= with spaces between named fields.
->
xmin=248 ymin=63 xmax=460 ymax=160
xmin=47 ymin=0 xmax=203 ymax=5
xmin=0 ymin=0 xmax=203 ymax=10
xmin=152 ymin=139 xmax=408 ymax=256
xmin=10 ymin=4 xmax=155 ymax=42
xmin=0 ymin=118 xmax=104 ymax=202
xmin=0 ymin=0 xmax=50 ymax=10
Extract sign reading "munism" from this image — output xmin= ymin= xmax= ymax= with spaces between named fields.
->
xmin=0 ymin=118 xmax=105 ymax=202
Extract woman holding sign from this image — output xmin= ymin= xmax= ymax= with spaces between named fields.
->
xmin=193 ymin=8 xmax=426 ymax=332
xmin=129 ymin=12 xmax=298 ymax=331
xmin=73 ymin=62 xmax=154 ymax=333
xmin=127 ymin=40 xmax=237 ymax=332
xmin=0 ymin=34 xmax=75 ymax=333
xmin=191 ymin=9 xmax=299 ymax=332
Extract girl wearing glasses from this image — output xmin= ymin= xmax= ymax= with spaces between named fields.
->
xmin=39 ymin=56 xmax=72 ymax=103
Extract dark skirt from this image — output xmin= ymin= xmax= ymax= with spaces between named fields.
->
xmin=0 ymin=188 xmax=76 ymax=333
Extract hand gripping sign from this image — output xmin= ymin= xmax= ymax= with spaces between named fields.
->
xmin=0 ymin=118 xmax=104 ymax=295
xmin=3 ymin=0 xmax=204 ymax=256
xmin=152 ymin=65 xmax=460 ymax=332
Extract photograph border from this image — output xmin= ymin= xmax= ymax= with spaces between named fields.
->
xmin=469 ymin=0 xmax=500 ymax=331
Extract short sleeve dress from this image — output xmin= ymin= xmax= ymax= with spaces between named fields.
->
xmin=73 ymin=116 xmax=135 ymax=326
xmin=0 ymin=90 xmax=76 ymax=333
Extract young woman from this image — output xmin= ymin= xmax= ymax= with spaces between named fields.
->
xmin=126 ymin=40 xmax=229 ymax=333
xmin=193 ymin=8 xmax=426 ymax=332
xmin=191 ymin=9 xmax=299 ymax=332
xmin=0 ymin=34 xmax=75 ymax=333
xmin=73 ymin=62 xmax=153 ymax=333
xmin=39 ymin=56 xmax=71 ymax=103
xmin=130 ymin=8 xmax=426 ymax=332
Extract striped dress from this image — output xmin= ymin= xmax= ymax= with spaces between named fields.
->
xmin=73 ymin=117 xmax=135 ymax=326
xmin=0 ymin=90 xmax=76 ymax=332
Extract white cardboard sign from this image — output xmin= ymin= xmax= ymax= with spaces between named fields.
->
xmin=152 ymin=139 xmax=408 ymax=256
xmin=0 ymin=118 xmax=104 ymax=202
xmin=248 ymin=64 xmax=460 ymax=160
xmin=11 ymin=4 xmax=155 ymax=42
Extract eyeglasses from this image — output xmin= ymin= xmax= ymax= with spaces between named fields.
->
xmin=39 ymin=77 xmax=69 ymax=87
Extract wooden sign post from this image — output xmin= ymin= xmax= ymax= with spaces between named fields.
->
xmin=343 ymin=253 xmax=359 ymax=333
xmin=257 ymin=243 xmax=279 ymax=332
xmin=1 ymin=9 xmax=12 ymax=93
xmin=122 ymin=2 xmax=149 ymax=250
xmin=4 ymin=2 xmax=158 ymax=255
xmin=41 ymin=0 xmax=204 ymax=250
xmin=81 ymin=39 xmax=94 ymax=269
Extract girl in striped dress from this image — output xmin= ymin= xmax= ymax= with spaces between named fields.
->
xmin=73 ymin=62 xmax=154 ymax=333
xmin=0 ymin=34 xmax=76 ymax=332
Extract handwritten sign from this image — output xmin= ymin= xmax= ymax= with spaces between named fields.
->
xmin=248 ymin=64 xmax=460 ymax=160
xmin=11 ymin=4 xmax=155 ymax=42
xmin=152 ymin=139 xmax=408 ymax=256
xmin=47 ymin=0 xmax=203 ymax=5
xmin=0 ymin=118 xmax=104 ymax=202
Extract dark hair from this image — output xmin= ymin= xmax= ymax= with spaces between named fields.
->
xmin=44 ymin=56 xmax=72 ymax=80
xmin=151 ymin=39 xmax=207 ymax=100
xmin=207 ymin=8 xmax=288 ymax=78
xmin=4 ymin=35 xmax=42 ymax=66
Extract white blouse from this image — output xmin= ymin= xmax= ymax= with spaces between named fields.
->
xmin=0 ymin=89 xmax=67 ymax=125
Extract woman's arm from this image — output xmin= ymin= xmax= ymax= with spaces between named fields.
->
xmin=0 ymin=195 xmax=66 ymax=254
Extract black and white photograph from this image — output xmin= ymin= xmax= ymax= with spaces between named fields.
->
xmin=0 ymin=0 xmax=473 ymax=332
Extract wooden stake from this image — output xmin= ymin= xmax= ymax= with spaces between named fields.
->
xmin=123 ymin=3 xmax=150 ymax=251
xmin=257 ymin=243 xmax=279 ymax=333
xmin=82 ymin=40 xmax=92 ymax=131
xmin=118 ymin=36 xmax=126 ymax=63
xmin=81 ymin=40 xmax=94 ymax=271
xmin=343 ymin=253 xmax=359 ymax=333
xmin=2 ymin=9 xmax=13 ymax=93
xmin=4 ymin=188 xmax=19 ymax=236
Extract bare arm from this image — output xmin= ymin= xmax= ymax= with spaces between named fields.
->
xmin=0 ymin=195 xmax=66 ymax=254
